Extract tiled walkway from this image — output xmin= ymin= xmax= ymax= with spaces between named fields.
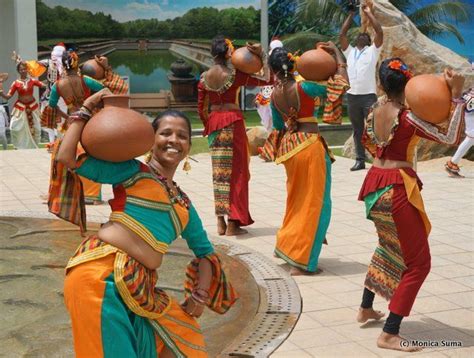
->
xmin=0 ymin=149 xmax=473 ymax=357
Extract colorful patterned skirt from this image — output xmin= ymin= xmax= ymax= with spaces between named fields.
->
xmin=10 ymin=101 xmax=41 ymax=149
xmin=64 ymin=236 xmax=237 ymax=357
xmin=360 ymin=167 xmax=431 ymax=317
xmin=274 ymin=137 xmax=332 ymax=272
xmin=208 ymin=120 xmax=253 ymax=226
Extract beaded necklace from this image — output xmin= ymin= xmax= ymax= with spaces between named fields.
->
xmin=148 ymin=163 xmax=190 ymax=209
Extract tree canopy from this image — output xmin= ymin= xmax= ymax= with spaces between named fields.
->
xmin=36 ymin=0 xmax=260 ymax=41
xmin=270 ymin=0 xmax=471 ymax=51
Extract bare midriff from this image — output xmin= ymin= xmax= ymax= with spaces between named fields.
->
xmin=18 ymin=94 xmax=35 ymax=104
xmin=98 ymin=221 xmax=163 ymax=270
xmin=372 ymin=158 xmax=413 ymax=169
xmin=210 ymin=103 xmax=240 ymax=111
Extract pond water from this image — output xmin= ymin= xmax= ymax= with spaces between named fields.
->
xmin=108 ymin=50 xmax=199 ymax=94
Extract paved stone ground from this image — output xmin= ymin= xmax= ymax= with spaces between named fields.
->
xmin=0 ymin=149 xmax=473 ymax=357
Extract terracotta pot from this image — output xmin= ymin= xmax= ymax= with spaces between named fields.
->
xmin=297 ymin=47 xmax=337 ymax=81
xmin=231 ymin=47 xmax=263 ymax=74
xmin=81 ymin=59 xmax=105 ymax=80
xmin=81 ymin=95 xmax=155 ymax=162
xmin=405 ymin=74 xmax=451 ymax=124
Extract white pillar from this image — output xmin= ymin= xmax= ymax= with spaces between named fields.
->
xmin=0 ymin=0 xmax=38 ymax=104
xmin=260 ymin=0 xmax=269 ymax=53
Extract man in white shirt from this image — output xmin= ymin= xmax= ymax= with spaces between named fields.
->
xmin=340 ymin=4 xmax=383 ymax=171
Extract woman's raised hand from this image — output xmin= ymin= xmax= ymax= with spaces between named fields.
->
xmin=444 ymin=68 xmax=465 ymax=99
xmin=317 ymin=41 xmax=339 ymax=54
xmin=246 ymin=42 xmax=263 ymax=57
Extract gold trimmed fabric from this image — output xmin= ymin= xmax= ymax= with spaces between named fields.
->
xmin=109 ymin=212 xmax=169 ymax=253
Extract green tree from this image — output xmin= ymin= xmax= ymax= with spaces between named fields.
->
xmin=292 ymin=0 xmax=471 ymax=44
xmin=389 ymin=0 xmax=470 ymax=44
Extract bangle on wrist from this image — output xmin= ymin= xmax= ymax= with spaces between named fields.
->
xmin=337 ymin=63 xmax=347 ymax=69
xmin=451 ymin=97 xmax=464 ymax=104
xmin=190 ymin=295 xmax=206 ymax=305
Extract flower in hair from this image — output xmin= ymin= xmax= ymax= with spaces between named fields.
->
xmin=388 ymin=59 xmax=413 ymax=80
xmin=225 ymin=38 xmax=235 ymax=54
xmin=286 ymin=51 xmax=300 ymax=74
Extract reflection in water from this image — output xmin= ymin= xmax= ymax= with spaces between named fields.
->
xmin=108 ymin=50 xmax=199 ymax=93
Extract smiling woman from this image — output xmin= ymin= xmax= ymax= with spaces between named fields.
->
xmin=52 ymin=96 xmax=238 ymax=357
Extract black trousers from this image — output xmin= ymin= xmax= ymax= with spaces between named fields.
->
xmin=347 ymin=93 xmax=377 ymax=161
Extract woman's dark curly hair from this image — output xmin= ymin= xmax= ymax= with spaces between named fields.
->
xmin=152 ymin=110 xmax=192 ymax=144
xmin=379 ymin=57 xmax=410 ymax=96
xmin=211 ymin=35 xmax=229 ymax=62
xmin=269 ymin=47 xmax=295 ymax=78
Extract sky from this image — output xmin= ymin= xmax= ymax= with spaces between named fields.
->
xmin=42 ymin=0 xmax=260 ymax=22
xmin=416 ymin=0 xmax=474 ymax=61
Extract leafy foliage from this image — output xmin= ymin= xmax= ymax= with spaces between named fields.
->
xmin=36 ymin=0 xmax=260 ymax=41
xmin=269 ymin=0 xmax=471 ymax=46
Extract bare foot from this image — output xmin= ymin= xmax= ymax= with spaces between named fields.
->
xmin=290 ymin=267 xmax=323 ymax=276
xmin=217 ymin=216 xmax=227 ymax=236
xmin=225 ymin=221 xmax=248 ymax=236
xmin=377 ymin=332 xmax=422 ymax=352
xmin=357 ymin=307 xmax=385 ymax=323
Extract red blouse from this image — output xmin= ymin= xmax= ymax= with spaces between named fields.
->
xmin=363 ymin=107 xmax=463 ymax=163
xmin=7 ymin=79 xmax=43 ymax=97
xmin=198 ymin=69 xmax=272 ymax=135
xmin=359 ymin=101 xmax=465 ymax=200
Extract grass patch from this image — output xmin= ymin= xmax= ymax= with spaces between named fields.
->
xmin=330 ymin=147 xmax=344 ymax=157
xmin=190 ymin=136 xmax=210 ymax=155
xmin=183 ymin=110 xmax=262 ymax=129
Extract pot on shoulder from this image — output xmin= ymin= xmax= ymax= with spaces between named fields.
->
xmin=81 ymin=95 xmax=155 ymax=162
xmin=81 ymin=58 xmax=105 ymax=80
xmin=405 ymin=74 xmax=451 ymax=124
xmin=231 ymin=47 xmax=263 ymax=74
xmin=296 ymin=46 xmax=337 ymax=81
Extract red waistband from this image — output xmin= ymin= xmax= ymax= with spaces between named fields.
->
xmin=14 ymin=100 xmax=38 ymax=111
xmin=358 ymin=166 xmax=422 ymax=201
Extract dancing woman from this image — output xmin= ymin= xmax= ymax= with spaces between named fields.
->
xmin=56 ymin=96 xmax=237 ymax=357
xmin=260 ymin=44 xmax=349 ymax=275
xmin=0 ymin=61 xmax=45 ymax=149
xmin=198 ymin=35 xmax=272 ymax=236
xmin=42 ymin=51 xmax=105 ymax=205
xmin=357 ymin=59 xmax=465 ymax=351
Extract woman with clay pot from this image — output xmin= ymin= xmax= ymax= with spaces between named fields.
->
xmin=82 ymin=55 xmax=129 ymax=95
xmin=259 ymin=44 xmax=349 ymax=276
xmin=57 ymin=94 xmax=237 ymax=357
xmin=42 ymin=51 xmax=105 ymax=205
xmin=0 ymin=60 xmax=45 ymax=149
xmin=357 ymin=58 xmax=465 ymax=352
xmin=197 ymin=35 xmax=272 ymax=236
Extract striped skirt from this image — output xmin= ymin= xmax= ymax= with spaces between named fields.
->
xmin=64 ymin=253 xmax=208 ymax=358
xmin=208 ymin=121 xmax=253 ymax=226
xmin=274 ymin=137 xmax=332 ymax=272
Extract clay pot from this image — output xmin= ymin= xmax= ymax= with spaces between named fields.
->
xmin=231 ymin=47 xmax=263 ymax=74
xmin=405 ymin=74 xmax=451 ymax=124
xmin=81 ymin=59 xmax=105 ymax=80
xmin=297 ymin=47 xmax=337 ymax=81
xmin=81 ymin=95 xmax=155 ymax=162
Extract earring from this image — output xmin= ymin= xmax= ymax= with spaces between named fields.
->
xmin=144 ymin=150 xmax=152 ymax=163
xmin=183 ymin=156 xmax=191 ymax=173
